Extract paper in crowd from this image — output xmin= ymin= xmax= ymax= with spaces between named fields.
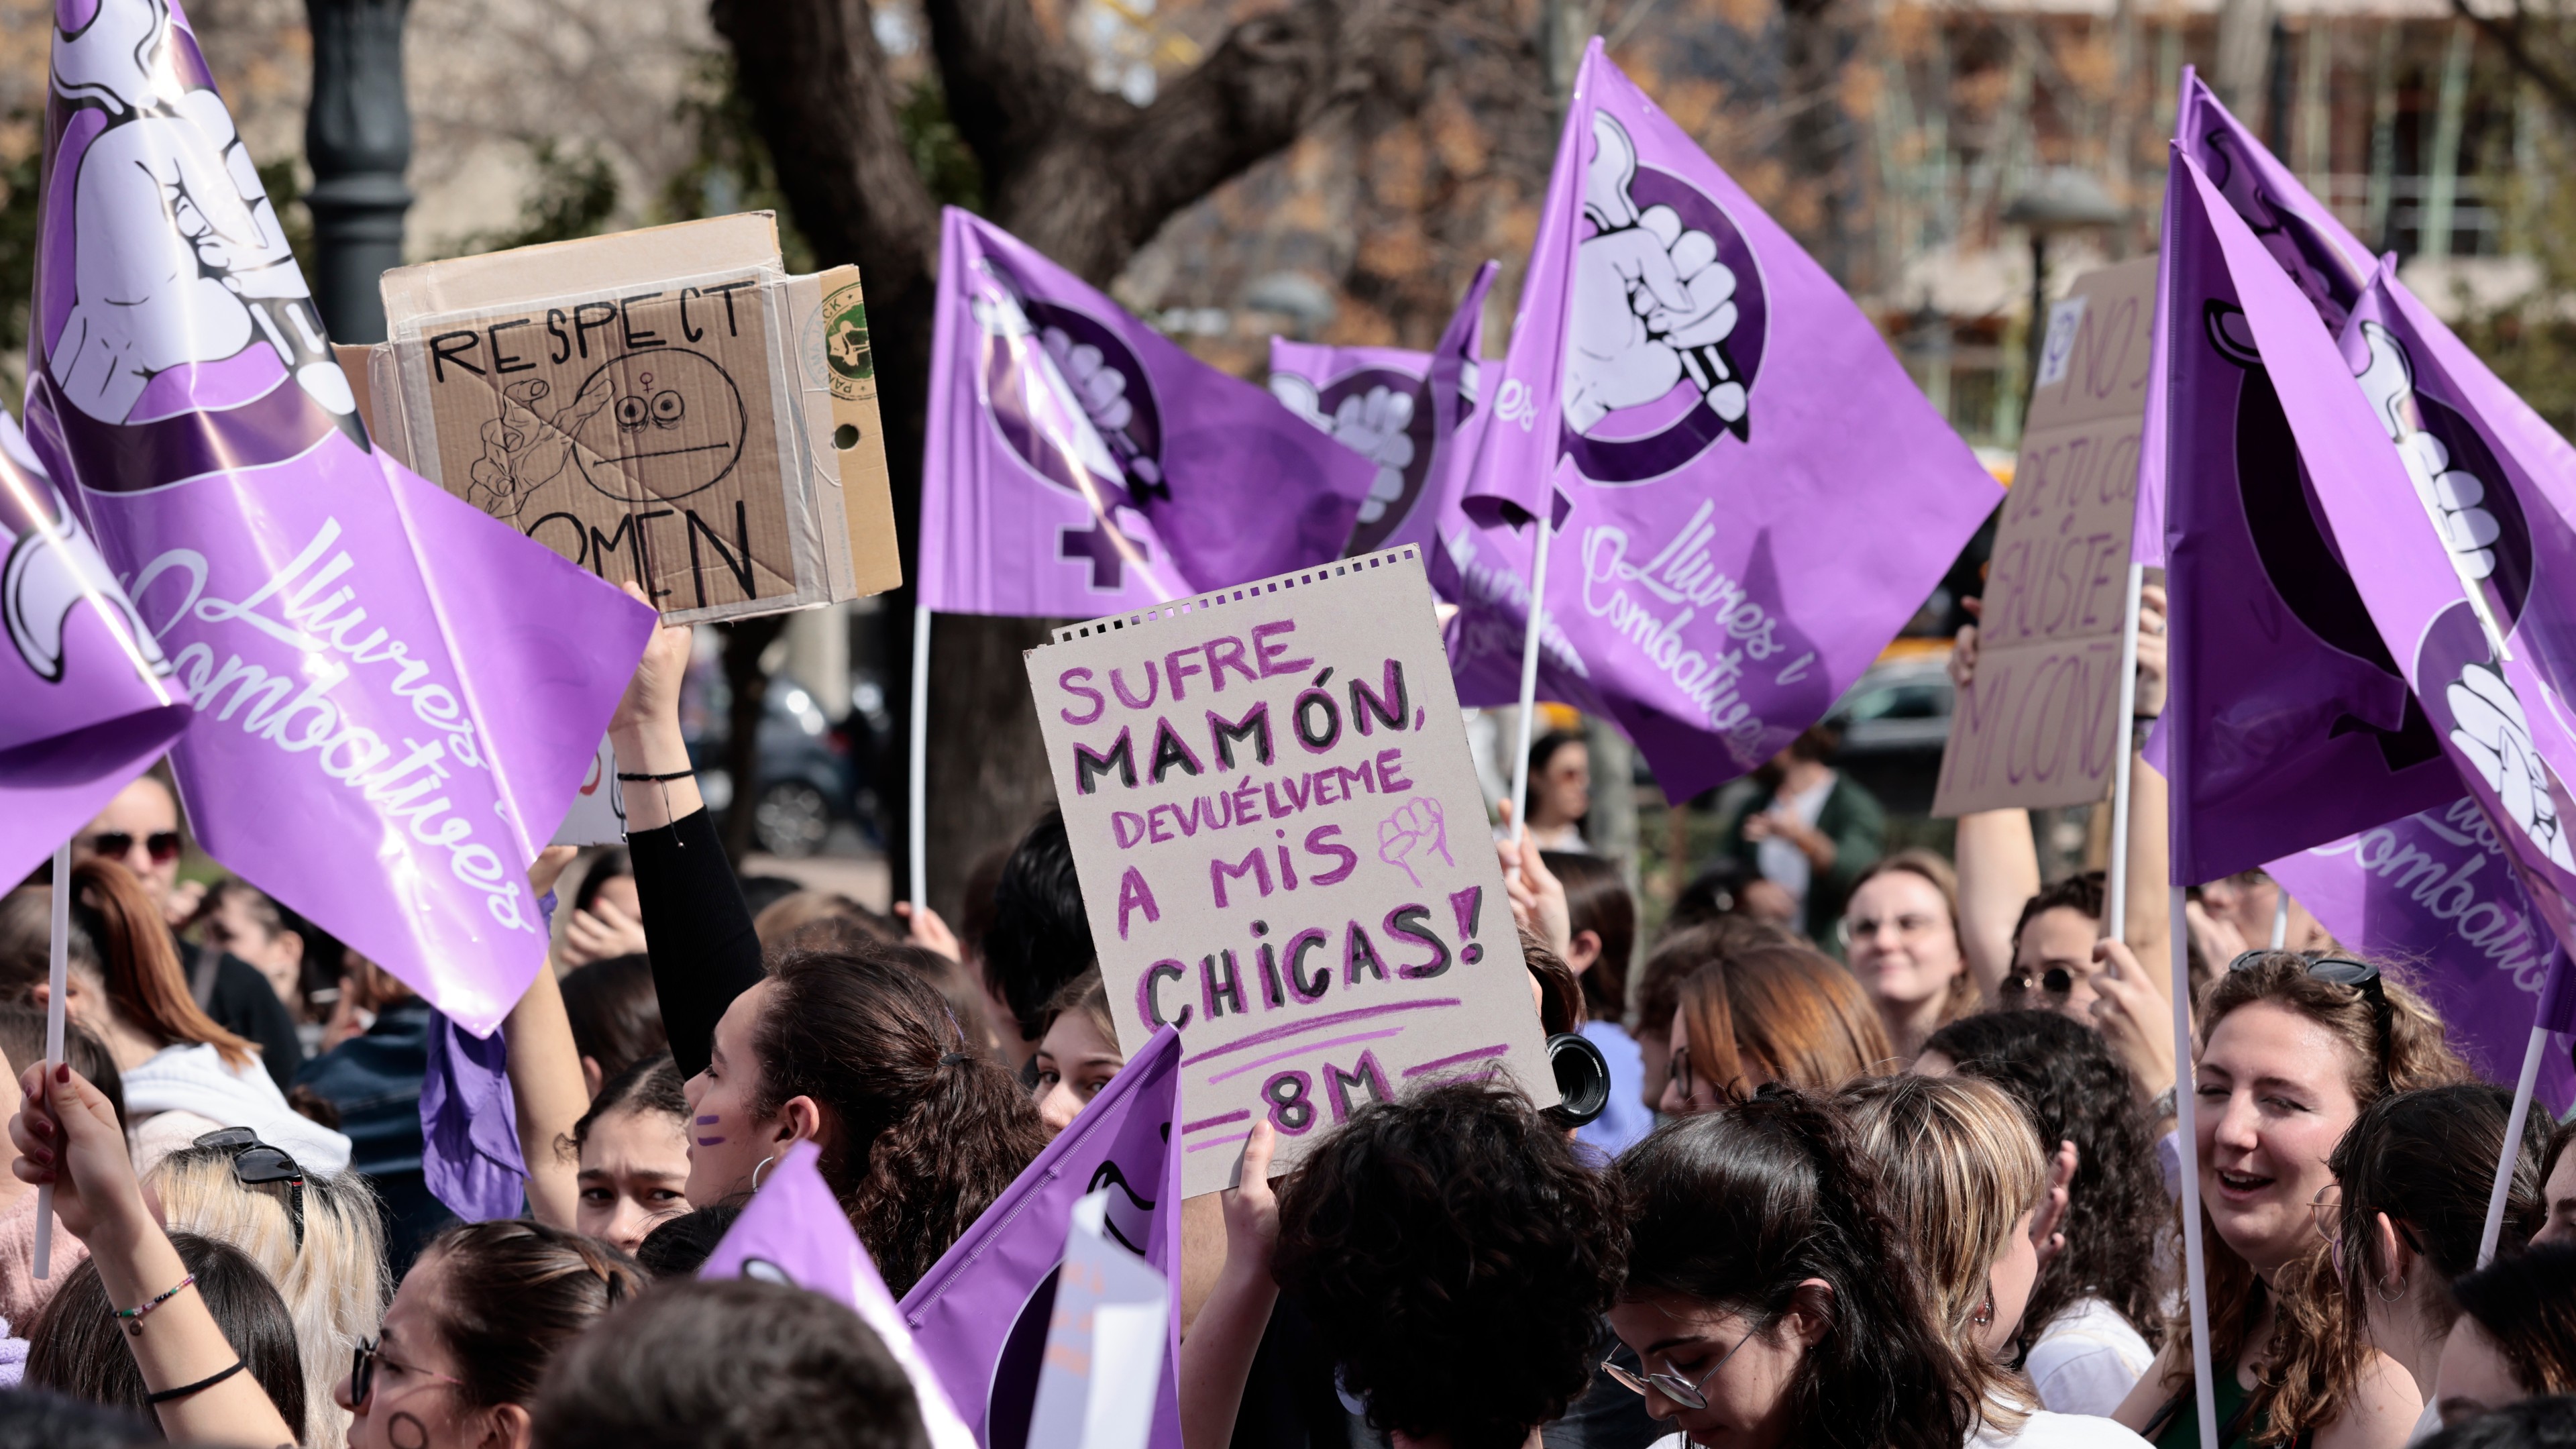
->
xmin=1024 ymin=1190 xmax=1171 ymax=1449
xmin=21 ymin=0 xmax=655 ymax=1034
xmin=0 ymin=411 xmax=191 ymax=887
xmin=2269 ymin=800 xmax=2576 ymax=1113
xmin=1023 ymin=551 xmax=1554 ymax=1197
xmin=902 ymin=1026 xmax=1184 ymax=1449
xmin=920 ymin=208 xmax=1373 ymax=619
xmin=698 ymin=1141 xmax=977 ymax=1449
xmin=1933 ymin=259 xmax=2153 ymax=817
xmin=1447 ymin=39 xmax=2000 ymax=802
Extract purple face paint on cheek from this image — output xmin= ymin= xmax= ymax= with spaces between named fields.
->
xmin=695 ymin=1114 xmax=727 ymax=1146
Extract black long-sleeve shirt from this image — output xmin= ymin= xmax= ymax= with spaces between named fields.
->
xmin=628 ymin=808 xmax=763 ymax=1079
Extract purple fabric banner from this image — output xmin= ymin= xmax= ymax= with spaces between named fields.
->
xmin=2132 ymin=68 xmax=2378 ymax=567
xmin=419 ymin=1011 xmax=525 ymax=1222
xmin=920 ymin=209 xmax=1373 ymax=616
xmin=22 ymin=0 xmax=655 ymax=1034
xmin=700 ymin=1140 xmax=977 ymax=1449
xmin=2178 ymin=154 xmax=2576 ymax=1090
xmin=1450 ymin=40 xmax=1999 ymax=800
xmin=0 ymin=411 xmax=191 ymax=886
xmin=900 ymin=1026 xmax=1181 ymax=1449
xmin=2154 ymin=151 xmax=2459 ymax=883
xmin=2269 ymin=800 xmax=2575 ymax=1113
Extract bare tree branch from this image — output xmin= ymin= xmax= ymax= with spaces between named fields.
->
xmin=2453 ymin=0 xmax=2576 ymax=125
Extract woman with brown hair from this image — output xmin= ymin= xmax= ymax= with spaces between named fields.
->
xmin=2113 ymin=953 xmax=2472 ymax=1449
xmin=1656 ymin=932 xmax=1893 ymax=1114
xmin=1843 ymin=850 xmax=1979 ymax=1062
xmin=0 ymin=862 xmax=347 ymax=1175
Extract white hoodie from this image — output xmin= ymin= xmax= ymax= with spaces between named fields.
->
xmin=121 ymin=1042 xmax=352 ymax=1176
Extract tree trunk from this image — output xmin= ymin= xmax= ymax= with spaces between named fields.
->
xmin=718 ymin=614 xmax=788 ymax=864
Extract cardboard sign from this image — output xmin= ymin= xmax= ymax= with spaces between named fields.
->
xmin=1934 ymin=257 xmax=2157 ymax=816
xmin=1026 ymin=547 xmax=1556 ymax=1197
xmin=355 ymin=214 xmax=900 ymax=626
xmin=1024 ymin=1191 xmax=1169 ymax=1449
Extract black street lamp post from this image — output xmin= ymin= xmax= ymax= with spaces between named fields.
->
xmin=303 ymin=0 xmax=413 ymax=345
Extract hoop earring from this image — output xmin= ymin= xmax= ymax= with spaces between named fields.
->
xmin=2375 ymin=1272 xmax=2407 ymax=1303
xmin=751 ymin=1155 xmax=778 ymax=1193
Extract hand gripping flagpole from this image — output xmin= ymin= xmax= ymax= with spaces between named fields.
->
xmin=908 ymin=606 xmax=932 ymax=916
xmin=1506 ymin=508 xmax=1557 ymax=850
xmin=2106 ymin=565 xmax=2147 ymax=940
xmin=34 ymin=843 xmax=68 ymax=1279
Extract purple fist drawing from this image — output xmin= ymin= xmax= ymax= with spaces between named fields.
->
xmin=1377 ymin=798 xmax=1454 ymax=888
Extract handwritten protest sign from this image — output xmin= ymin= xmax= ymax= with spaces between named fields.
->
xmin=1027 ymin=547 xmax=1555 ymax=1196
xmin=1935 ymin=256 xmax=2157 ymax=816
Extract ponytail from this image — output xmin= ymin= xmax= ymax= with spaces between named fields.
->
xmin=72 ymin=859 xmax=254 ymax=1071
xmin=753 ymin=947 xmax=1048 ymax=1295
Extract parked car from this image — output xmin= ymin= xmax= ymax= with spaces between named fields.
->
xmin=685 ymin=676 xmax=858 ymax=858
xmin=1825 ymin=653 xmax=1954 ymax=817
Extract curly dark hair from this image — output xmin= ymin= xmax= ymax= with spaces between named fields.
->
xmin=1618 ymin=1086 xmax=1977 ymax=1449
xmin=1922 ymin=1009 xmax=2167 ymax=1357
xmin=1273 ymin=1079 xmax=1625 ymax=1449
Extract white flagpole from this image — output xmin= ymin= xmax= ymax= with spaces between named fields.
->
xmin=2477 ymin=1018 xmax=2551 ymax=1267
xmin=1506 ymin=511 xmax=1556 ymax=849
xmin=34 ymin=843 xmax=68 ymax=1279
xmin=908 ymin=607 xmax=932 ymax=915
xmin=2171 ymin=886 xmax=2219 ymax=1449
xmin=2106 ymin=564 xmax=2146 ymax=939
xmin=2269 ymin=892 xmax=2291 ymax=950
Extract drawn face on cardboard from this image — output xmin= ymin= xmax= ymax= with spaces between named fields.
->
xmin=571 ymin=348 xmax=748 ymax=505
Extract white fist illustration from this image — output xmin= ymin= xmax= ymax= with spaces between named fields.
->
xmin=2354 ymin=323 xmax=2501 ymax=582
xmin=1377 ymin=797 xmax=1453 ymax=889
xmin=1334 ymin=386 xmax=1417 ymax=523
xmin=1563 ymin=112 xmax=1743 ymax=435
xmin=2449 ymin=662 xmax=2575 ymax=870
xmin=1042 ymin=326 xmax=1161 ymax=491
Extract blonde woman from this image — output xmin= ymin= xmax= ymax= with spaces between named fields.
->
xmin=1843 ymin=1073 xmax=2154 ymax=1449
xmin=149 ymin=1134 xmax=388 ymax=1449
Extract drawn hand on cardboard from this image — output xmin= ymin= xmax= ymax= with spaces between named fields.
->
xmin=1377 ymin=798 xmax=1454 ymax=889
xmin=468 ymin=372 xmax=615 ymax=520
xmin=2447 ymin=662 xmax=2575 ymax=871
xmin=1564 ymin=112 xmax=1742 ymax=435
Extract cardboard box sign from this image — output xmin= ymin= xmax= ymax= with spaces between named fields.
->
xmin=345 ymin=213 xmax=900 ymax=628
xmin=1933 ymin=256 xmax=2157 ymax=818
xmin=1026 ymin=547 xmax=1557 ymax=1197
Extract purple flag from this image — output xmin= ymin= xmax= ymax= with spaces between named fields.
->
xmin=920 ymin=209 xmax=1373 ymax=616
xmin=1451 ymin=40 xmax=1999 ymax=800
xmin=2269 ymin=801 xmax=2575 ymax=1112
xmin=700 ymin=1140 xmax=977 ymax=1449
xmin=419 ymin=1012 xmax=525 ymax=1222
xmin=2132 ymin=68 xmax=2379 ymax=566
xmin=900 ymin=1026 xmax=1181 ymax=1449
xmin=23 ymin=0 xmax=655 ymax=1034
xmin=0 ymin=411 xmax=191 ymax=885
xmin=2154 ymin=151 xmax=2459 ymax=883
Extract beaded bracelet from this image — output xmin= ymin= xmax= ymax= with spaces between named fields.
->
xmin=114 ymin=1274 xmax=196 ymax=1336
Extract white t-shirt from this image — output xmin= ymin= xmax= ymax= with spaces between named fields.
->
xmin=2025 ymin=1297 xmax=2155 ymax=1419
xmin=1972 ymin=1405 xmax=2157 ymax=1449
xmin=1755 ymin=773 xmax=1836 ymax=909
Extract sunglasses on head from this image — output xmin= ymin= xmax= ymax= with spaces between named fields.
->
xmin=2229 ymin=950 xmax=2393 ymax=1078
xmin=82 ymin=830 xmax=181 ymax=865
xmin=193 ymin=1127 xmax=306 ymax=1251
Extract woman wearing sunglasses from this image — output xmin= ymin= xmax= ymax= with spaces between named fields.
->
xmin=1842 ymin=1073 xmax=2153 ymax=1449
xmin=1612 ymin=1086 xmax=1976 ymax=1449
xmin=2322 ymin=1085 xmax=2553 ymax=1442
xmin=152 ymin=1130 xmax=388 ymax=1449
xmin=2114 ymin=952 xmax=2471 ymax=1449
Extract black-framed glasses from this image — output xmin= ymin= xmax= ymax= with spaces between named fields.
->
xmin=194 ymin=1127 xmax=306 ymax=1252
xmin=2229 ymin=951 xmax=2391 ymax=1068
xmin=81 ymin=830 xmax=180 ymax=865
xmin=1602 ymin=1320 xmax=1763 ymax=1409
xmin=350 ymin=1338 xmax=462 ymax=1407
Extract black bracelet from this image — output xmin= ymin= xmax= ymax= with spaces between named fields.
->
xmin=614 ymin=769 xmax=693 ymax=783
xmin=146 ymin=1359 xmax=246 ymax=1403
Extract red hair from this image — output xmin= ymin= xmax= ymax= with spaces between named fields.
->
xmin=72 ymin=859 xmax=255 ymax=1072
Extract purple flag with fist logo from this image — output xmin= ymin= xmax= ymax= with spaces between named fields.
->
xmin=921 ymin=209 xmax=1373 ymax=616
xmin=0 ymin=409 xmax=191 ymax=885
xmin=22 ymin=0 xmax=654 ymax=1032
xmin=900 ymin=1026 xmax=1181 ymax=1449
xmin=1451 ymin=40 xmax=1999 ymax=801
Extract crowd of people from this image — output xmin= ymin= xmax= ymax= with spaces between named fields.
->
xmin=0 ymin=600 xmax=2573 ymax=1449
